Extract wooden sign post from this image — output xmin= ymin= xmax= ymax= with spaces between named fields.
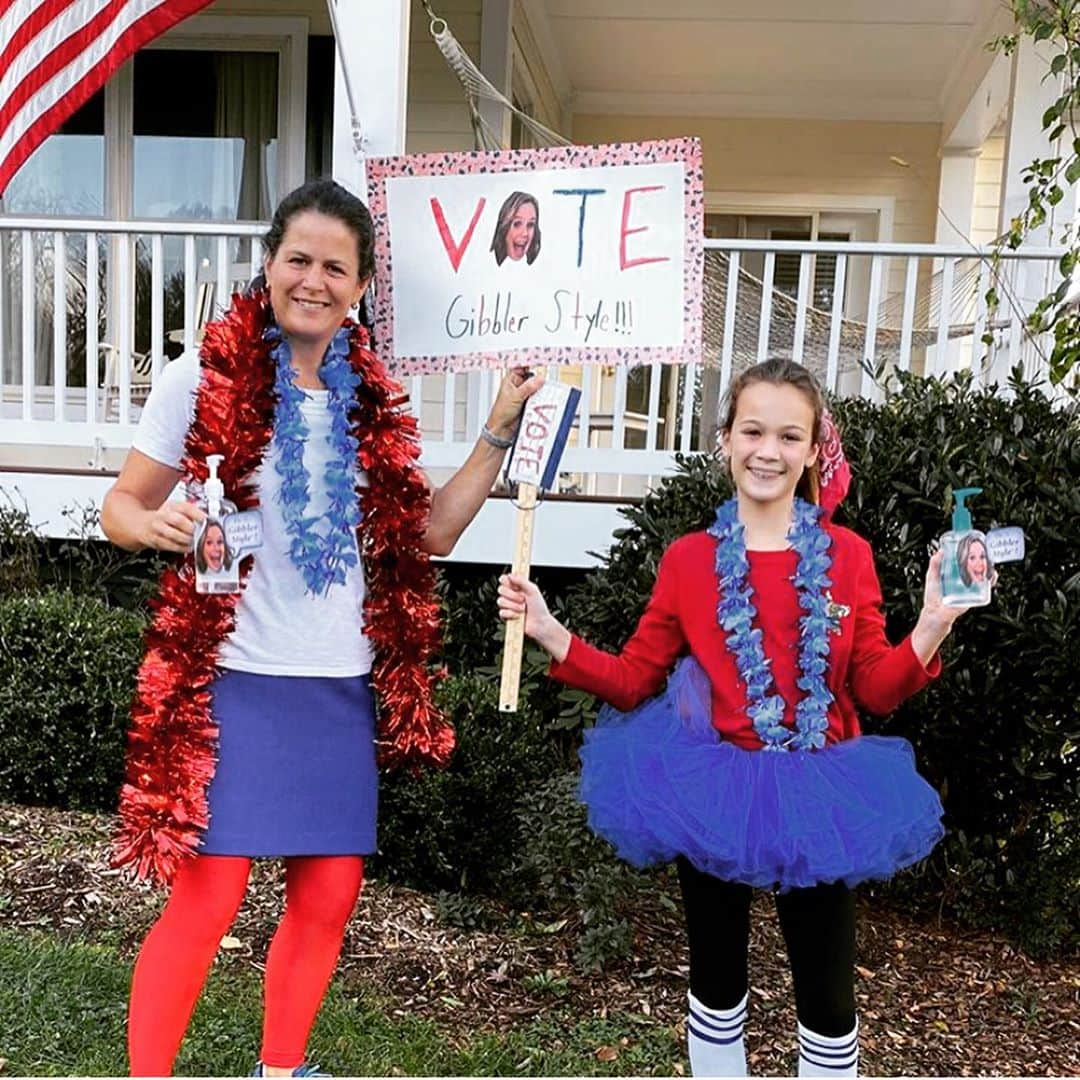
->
xmin=498 ymin=481 xmax=538 ymax=712
xmin=498 ymin=382 xmax=580 ymax=712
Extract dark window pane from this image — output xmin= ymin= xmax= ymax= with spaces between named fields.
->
xmin=306 ymin=35 xmax=334 ymax=181
xmin=133 ymin=49 xmax=279 ymax=220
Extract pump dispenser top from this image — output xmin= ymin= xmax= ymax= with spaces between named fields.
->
xmin=949 ymin=487 xmax=981 ymax=532
xmin=205 ymin=454 xmax=225 ymax=519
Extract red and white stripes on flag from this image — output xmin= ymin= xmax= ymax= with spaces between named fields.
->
xmin=0 ymin=0 xmax=214 ymax=197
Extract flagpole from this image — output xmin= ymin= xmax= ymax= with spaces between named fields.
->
xmin=325 ymin=0 xmax=364 ymax=165
xmin=326 ymin=0 xmax=411 ymax=193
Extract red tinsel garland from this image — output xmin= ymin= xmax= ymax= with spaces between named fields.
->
xmin=114 ymin=290 xmax=451 ymax=886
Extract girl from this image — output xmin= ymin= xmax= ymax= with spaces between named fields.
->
xmin=103 ymin=179 xmax=540 ymax=1076
xmin=498 ymin=358 xmax=965 ymax=1077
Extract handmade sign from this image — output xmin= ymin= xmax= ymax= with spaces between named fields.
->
xmin=499 ymin=382 xmax=582 ymax=712
xmin=985 ymin=526 xmax=1025 ymax=563
xmin=366 ymin=138 xmax=703 ymax=373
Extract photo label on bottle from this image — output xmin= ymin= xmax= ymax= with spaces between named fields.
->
xmin=194 ymin=514 xmax=242 ymax=594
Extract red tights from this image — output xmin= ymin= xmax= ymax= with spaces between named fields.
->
xmin=128 ymin=854 xmax=364 ymax=1076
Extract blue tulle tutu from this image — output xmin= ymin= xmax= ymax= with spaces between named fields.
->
xmin=578 ymin=658 xmax=944 ymax=891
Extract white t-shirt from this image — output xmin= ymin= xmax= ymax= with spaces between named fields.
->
xmin=132 ymin=352 xmax=374 ymax=677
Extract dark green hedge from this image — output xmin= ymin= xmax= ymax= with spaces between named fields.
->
xmin=0 ymin=590 xmax=144 ymax=810
xmin=1 ymin=370 xmax=1075 ymax=957
xmin=830 ymin=373 xmax=1080 ymax=953
xmin=373 ymin=672 xmax=563 ymax=893
xmin=555 ymin=370 xmax=1080 ymax=955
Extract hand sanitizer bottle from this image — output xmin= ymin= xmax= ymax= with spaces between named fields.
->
xmin=195 ymin=454 xmax=239 ymax=594
xmin=940 ymin=487 xmax=993 ymax=608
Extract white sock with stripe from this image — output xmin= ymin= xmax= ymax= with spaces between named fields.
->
xmin=797 ymin=1019 xmax=859 ymax=1076
xmin=686 ymin=990 xmax=747 ymax=1077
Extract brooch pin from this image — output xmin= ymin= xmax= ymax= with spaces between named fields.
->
xmin=825 ymin=592 xmax=851 ymax=634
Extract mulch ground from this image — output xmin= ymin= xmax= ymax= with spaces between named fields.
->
xmin=0 ymin=803 xmax=1077 ymax=1076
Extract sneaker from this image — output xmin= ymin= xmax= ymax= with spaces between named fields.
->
xmin=250 ymin=1063 xmax=329 ymax=1077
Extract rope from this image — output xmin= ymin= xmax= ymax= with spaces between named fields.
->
xmin=423 ymin=1 xmax=571 ymax=150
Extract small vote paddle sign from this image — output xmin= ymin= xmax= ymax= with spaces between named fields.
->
xmin=499 ymin=382 xmax=581 ymax=712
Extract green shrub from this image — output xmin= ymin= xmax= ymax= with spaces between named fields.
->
xmin=373 ymin=672 xmax=563 ymax=893
xmin=514 ymin=772 xmax=648 ymax=970
xmin=437 ymin=563 xmax=592 ymax=741
xmin=558 ymin=371 xmax=1079 ymax=955
xmin=0 ymin=492 xmax=42 ymax=600
xmin=0 ymin=489 xmax=165 ymax=610
xmin=829 ymin=371 xmax=1080 ymax=952
xmin=0 ymin=589 xmax=145 ymax=810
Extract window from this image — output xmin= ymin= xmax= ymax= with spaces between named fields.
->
xmin=705 ymin=212 xmax=852 ymax=310
xmin=1 ymin=91 xmax=105 ymax=215
xmin=133 ymin=50 xmax=279 ymax=222
xmin=2 ymin=16 xmax=307 ymax=222
xmin=510 ymin=96 xmax=535 ymax=151
xmin=769 ymin=229 xmax=849 ymax=310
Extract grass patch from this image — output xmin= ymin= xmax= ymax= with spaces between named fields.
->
xmin=0 ymin=928 xmax=682 ymax=1076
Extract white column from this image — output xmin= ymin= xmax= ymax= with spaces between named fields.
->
xmin=480 ymin=0 xmax=514 ymax=148
xmin=332 ymin=0 xmax=411 ymax=197
xmin=931 ymin=148 xmax=979 ymax=376
xmin=935 ymin=147 xmax=980 ymax=246
xmin=993 ymin=36 xmax=1070 ymax=384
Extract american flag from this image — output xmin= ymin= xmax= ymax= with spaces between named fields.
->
xmin=0 ymin=0 xmax=214 ymax=196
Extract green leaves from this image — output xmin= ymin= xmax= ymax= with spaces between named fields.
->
xmin=0 ymin=590 xmax=145 ymax=810
xmin=991 ymin=2 xmax=1080 ymax=387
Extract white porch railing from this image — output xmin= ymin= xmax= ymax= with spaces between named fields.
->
xmin=0 ymin=217 xmax=1068 ymax=495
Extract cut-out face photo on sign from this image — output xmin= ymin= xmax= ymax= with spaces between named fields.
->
xmin=490 ymin=192 xmax=541 ymax=266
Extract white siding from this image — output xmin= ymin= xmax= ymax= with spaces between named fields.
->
xmin=406 ymin=0 xmax=482 ymax=154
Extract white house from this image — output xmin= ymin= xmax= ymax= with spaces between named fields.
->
xmin=0 ymin=0 xmax=1068 ymax=564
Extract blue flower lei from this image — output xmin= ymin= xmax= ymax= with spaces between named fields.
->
xmin=266 ymin=324 xmax=363 ymax=595
xmin=708 ymin=497 xmax=835 ymax=751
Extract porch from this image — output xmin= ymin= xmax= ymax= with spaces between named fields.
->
xmin=0 ymin=215 xmax=1062 ymax=563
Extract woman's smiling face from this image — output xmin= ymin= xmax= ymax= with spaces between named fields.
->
xmin=506 ymin=202 xmax=537 ymax=261
xmin=264 ymin=210 xmax=368 ymax=347
xmin=203 ymin=524 xmax=225 ymax=571
xmin=965 ymin=539 xmax=988 ymax=582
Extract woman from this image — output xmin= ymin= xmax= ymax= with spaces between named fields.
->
xmin=102 ymin=178 xmax=540 ymax=1077
xmin=499 ymin=358 xmax=966 ymax=1077
xmin=194 ymin=520 xmax=231 ymax=575
xmin=490 ymin=191 xmax=541 ymax=266
xmin=957 ymin=533 xmax=992 ymax=587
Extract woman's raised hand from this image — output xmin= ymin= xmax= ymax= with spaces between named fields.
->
xmin=498 ymin=572 xmax=572 ymax=662
xmin=486 ymin=366 xmax=545 ymax=440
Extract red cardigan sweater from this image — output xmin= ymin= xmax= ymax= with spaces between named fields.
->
xmin=551 ymin=523 xmax=940 ymax=750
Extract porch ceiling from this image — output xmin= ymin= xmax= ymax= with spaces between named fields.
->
xmin=539 ymin=0 xmax=1001 ymax=123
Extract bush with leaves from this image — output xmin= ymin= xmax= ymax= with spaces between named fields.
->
xmin=0 ymin=589 xmax=145 ymax=810
xmin=437 ymin=562 xmax=593 ymax=741
xmin=0 ymin=488 xmax=165 ymax=610
xmin=829 ymin=371 xmax=1079 ymax=953
xmin=373 ymin=671 xmax=564 ymax=894
xmin=558 ymin=370 xmax=1078 ymax=955
xmin=514 ymin=772 xmax=650 ymax=970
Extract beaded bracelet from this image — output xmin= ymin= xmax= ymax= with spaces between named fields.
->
xmin=480 ymin=424 xmax=515 ymax=450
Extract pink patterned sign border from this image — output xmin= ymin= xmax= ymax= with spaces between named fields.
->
xmin=366 ymin=136 xmax=704 ymax=375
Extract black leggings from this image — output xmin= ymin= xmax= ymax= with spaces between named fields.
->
xmin=677 ymin=856 xmax=856 ymax=1037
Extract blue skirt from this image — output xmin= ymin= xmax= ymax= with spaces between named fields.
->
xmin=200 ymin=669 xmax=378 ymax=857
xmin=579 ymin=658 xmax=945 ymax=891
